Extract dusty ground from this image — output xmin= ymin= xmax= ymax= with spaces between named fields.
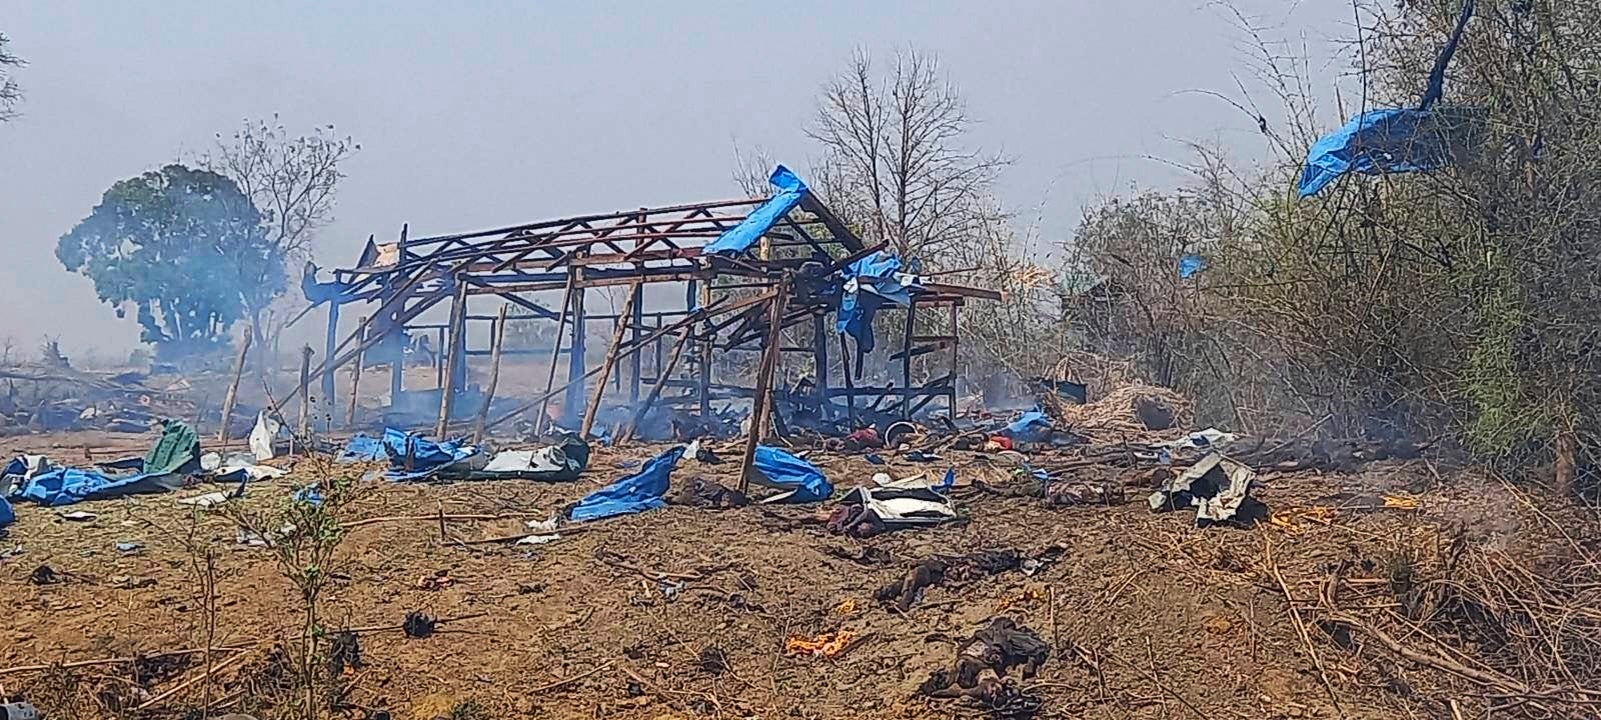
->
xmin=0 ymin=429 xmax=1577 ymax=720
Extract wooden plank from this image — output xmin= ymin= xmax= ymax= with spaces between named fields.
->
xmin=435 ymin=278 xmax=470 ymax=438
xmin=535 ymin=271 xmax=577 ymax=435
xmin=474 ymin=304 xmax=510 ymax=442
xmin=579 ymin=282 xmax=642 ymax=437
xmin=738 ymin=291 xmax=788 ymax=493
xmin=216 ymin=330 xmax=252 ymax=447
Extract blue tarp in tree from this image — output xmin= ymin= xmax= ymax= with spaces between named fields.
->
xmin=1178 ymin=254 xmax=1206 ymax=279
xmin=705 ymin=166 xmax=809 ymax=256
xmin=1297 ymin=109 xmax=1474 ymax=197
xmin=837 ymin=252 xmax=913 ymax=354
xmin=568 ymin=445 xmax=686 ymax=522
xmin=1298 ymin=0 xmax=1479 ymax=198
xmin=750 ymin=446 xmax=833 ymax=503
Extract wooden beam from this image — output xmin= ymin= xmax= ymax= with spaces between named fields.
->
xmin=346 ymin=316 xmax=367 ymax=428
xmin=474 ymin=304 xmax=510 ymax=442
xmin=620 ymin=328 xmax=690 ymax=443
xmin=216 ymin=330 xmax=252 ymax=447
xmin=579 ymin=282 xmax=641 ymax=437
xmin=435 ymin=277 xmax=470 ymax=438
xmin=534 ymin=271 xmax=576 ymax=435
xmin=738 ymin=291 xmax=788 ymax=494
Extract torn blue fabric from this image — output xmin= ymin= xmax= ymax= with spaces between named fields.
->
xmin=1297 ymin=107 xmax=1480 ymax=197
xmin=339 ymin=428 xmax=480 ymax=480
xmin=568 ymin=445 xmax=686 ymax=522
xmin=1179 ymin=254 xmax=1206 ymax=279
xmin=17 ymin=465 xmax=184 ymax=507
xmin=751 ymin=446 xmax=832 ymax=504
xmin=705 ymin=166 xmax=808 ymax=256
xmin=1001 ymin=410 xmax=1052 ymax=443
xmin=837 ymin=252 xmax=912 ymax=353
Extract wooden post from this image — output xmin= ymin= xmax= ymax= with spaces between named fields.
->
xmin=579 ymin=283 xmax=641 ymax=438
xmin=216 ymin=330 xmax=253 ymax=447
xmin=901 ymin=301 xmax=917 ymax=420
xmin=435 ymin=326 xmax=447 ymax=389
xmin=739 ymin=292 xmax=788 ymax=494
xmin=296 ymin=345 xmax=313 ymax=443
xmin=389 ymin=224 xmax=409 ymax=404
xmin=535 ymin=272 xmax=576 ymax=435
xmin=947 ymin=303 xmax=960 ymax=417
xmin=435 ymin=277 xmax=469 ymax=438
xmin=621 ymin=328 xmax=691 ymax=443
xmin=840 ymin=333 xmax=857 ymax=426
xmin=563 ymin=268 xmax=589 ymax=424
xmin=474 ymin=304 xmax=510 ymax=442
xmin=322 ymin=299 xmax=340 ymax=417
xmin=812 ymin=313 xmax=829 ymax=420
xmin=628 ymin=282 xmax=644 ymax=404
xmin=346 ymin=316 xmax=367 ymax=428
xmin=697 ymin=281 xmax=713 ymax=416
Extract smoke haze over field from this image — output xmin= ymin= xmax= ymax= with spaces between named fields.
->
xmin=0 ymin=1 xmax=1345 ymax=360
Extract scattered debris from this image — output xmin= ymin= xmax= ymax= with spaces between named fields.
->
xmin=402 ymin=611 xmax=437 ymax=639
xmin=416 ymin=570 xmax=455 ymax=591
xmin=874 ymin=549 xmax=1023 ymax=611
xmin=784 ymin=630 xmax=859 ymax=658
xmin=826 ymin=475 xmax=956 ymax=537
xmin=698 ymin=647 xmax=729 ymax=675
xmin=668 ymin=477 xmax=748 ymax=508
xmin=177 ymin=491 xmax=232 ymax=508
xmin=1148 ymin=452 xmax=1261 ymax=526
xmin=57 ymin=510 xmax=96 ymax=522
xmin=114 ymin=541 xmax=142 ymax=554
xmin=327 ymin=631 xmax=363 ymax=676
xmin=954 ymin=617 xmax=1050 ymax=687
xmin=28 ymin=564 xmax=61 ymax=585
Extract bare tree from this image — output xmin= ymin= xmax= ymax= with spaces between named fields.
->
xmin=204 ymin=116 xmax=359 ymax=261
xmin=0 ymin=32 xmax=24 ymax=122
xmin=202 ymin=116 xmax=358 ymax=366
xmin=807 ymin=49 xmax=1007 ymax=263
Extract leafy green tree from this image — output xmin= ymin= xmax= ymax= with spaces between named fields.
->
xmin=56 ymin=164 xmax=287 ymax=359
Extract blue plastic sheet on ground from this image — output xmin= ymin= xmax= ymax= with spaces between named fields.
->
xmin=750 ymin=446 xmax=832 ymax=503
xmin=837 ymin=252 xmax=912 ymax=353
xmin=338 ymin=428 xmax=480 ymax=481
xmin=1179 ymin=254 xmax=1206 ymax=279
xmin=0 ymin=496 xmax=13 ymax=528
xmin=1001 ymin=410 xmax=1052 ymax=443
xmin=16 ymin=464 xmax=183 ymax=507
xmin=705 ymin=166 xmax=808 ymax=256
xmin=568 ymin=446 xmax=686 ymax=522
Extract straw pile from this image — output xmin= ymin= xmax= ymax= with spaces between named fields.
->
xmin=1049 ymin=383 xmax=1193 ymax=441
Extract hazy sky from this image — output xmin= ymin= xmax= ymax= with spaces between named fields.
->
xmin=0 ymin=1 xmax=1348 ymax=359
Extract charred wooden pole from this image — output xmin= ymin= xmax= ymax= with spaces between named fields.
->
xmin=534 ymin=272 xmax=576 ymax=435
xmin=696 ymin=280 xmax=713 ymax=416
xmin=739 ymin=291 xmax=788 ymax=494
xmin=840 ymin=334 xmax=856 ymax=426
xmin=474 ymin=303 xmax=510 ymax=442
xmin=813 ymin=313 xmax=829 ymax=420
xmin=346 ymin=316 xmax=368 ymax=428
xmin=435 ymin=276 xmax=469 ymax=439
xmin=563 ymin=263 xmax=589 ymax=425
xmin=901 ymin=301 xmax=917 ymax=420
xmin=947 ymin=303 xmax=959 ymax=417
xmin=322 ymin=299 xmax=340 ymax=416
xmin=628 ymin=282 xmax=644 ymax=404
xmin=389 ymin=224 xmax=409 ymax=403
xmin=296 ymin=345 xmax=314 ymax=443
xmin=580 ymin=282 xmax=641 ymax=438
xmin=216 ymin=329 xmax=253 ymax=447
xmin=621 ymin=327 xmax=691 ymax=443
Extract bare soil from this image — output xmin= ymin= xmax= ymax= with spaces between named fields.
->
xmin=0 ymin=431 xmax=1575 ymax=719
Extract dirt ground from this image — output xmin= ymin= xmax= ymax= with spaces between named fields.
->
xmin=0 ymin=429 xmax=1577 ymax=720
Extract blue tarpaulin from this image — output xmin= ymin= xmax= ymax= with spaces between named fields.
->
xmin=1001 ymin=410 xmax=1052 ymax=443
xmin=339 ymin=428 xmax=480 ymax=481
xmin=568 ymin=445 xmax=686 ymax=522
xmin=750 ymin=446 xmax=832 ymax=503
xmin=1298 ymin=109 xmax=1465 ymax=197
xmin=837 ymin=252 xmax=913 ymax=353
xmin=705 ymin=166 xmax=808 ymax=256
xmin=1298 ymin=0 xmax=1477 ymax=198
xmin=16 ymin=465 xmax=184 ymax=507
xmin=0 ymin=496 xmax=13 ymax=528
xmin=1179 ymin=254 xmax=1206 ymax=279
